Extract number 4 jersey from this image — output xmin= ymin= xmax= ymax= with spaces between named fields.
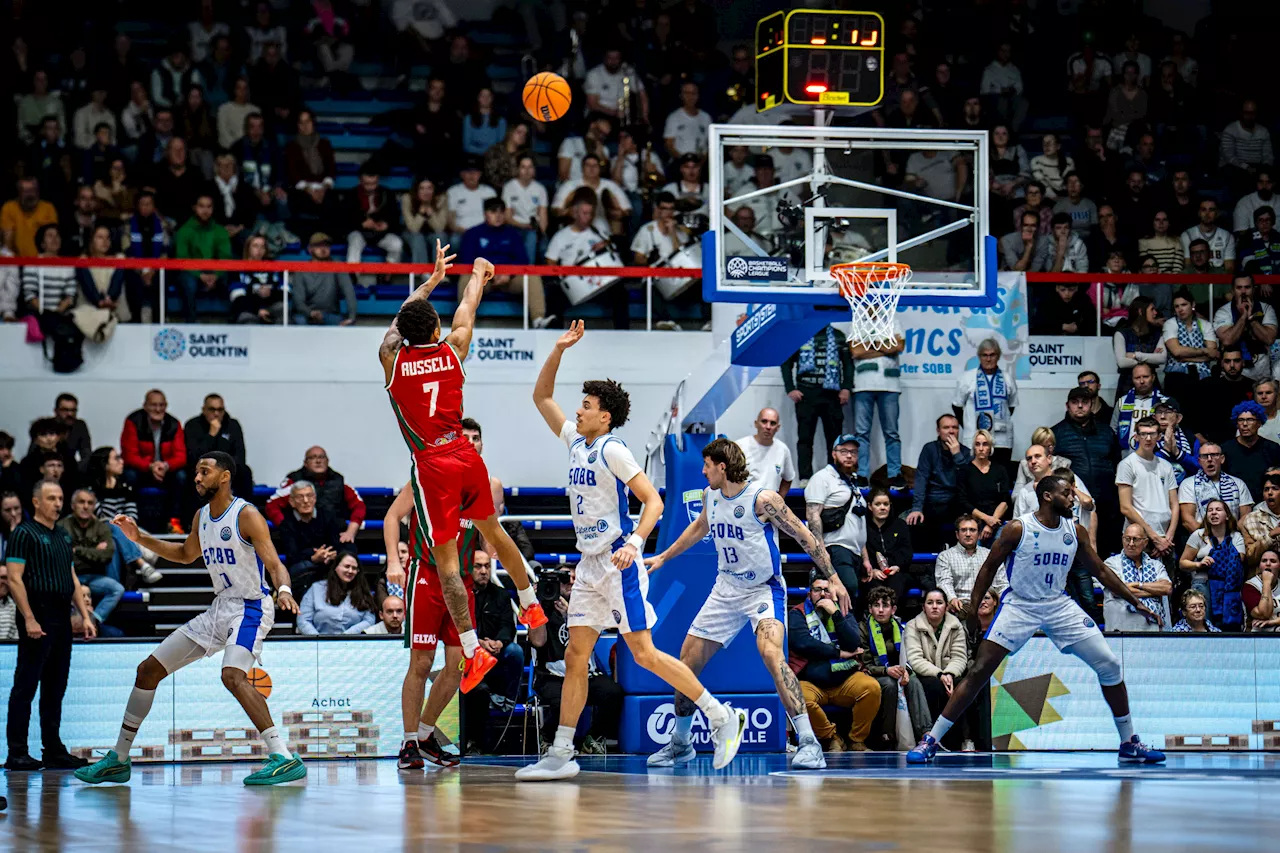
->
xmin=1005 ymin=511 xmax=1078 ymax=600
xmin=198 ymin=497 xmax=270 ymax=600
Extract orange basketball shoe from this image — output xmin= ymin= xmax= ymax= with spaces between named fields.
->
xmin=460 ymin=647 xmax=497 ymax=693
xmin=519 ymin=601 xmax=549 ymax=629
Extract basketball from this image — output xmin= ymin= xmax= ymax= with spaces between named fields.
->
xmin=247 ymin=667 xmax=272 ymax=699
xmin=522 ymin=72 xmax=572 ymax=123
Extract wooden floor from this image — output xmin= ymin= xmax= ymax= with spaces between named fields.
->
xmin=3 ymin=752 xmax=1279 ymax=852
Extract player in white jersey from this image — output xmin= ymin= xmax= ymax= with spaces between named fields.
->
xmin=75 ymin=452 xmax=306 ymax=787
xmin=518 ymin=321 xmax=748 ymax=781
xmin=644 ymin=438 xmax=851 ymax=770
xmin=907 ymin=475 xmax=1167 ymax=765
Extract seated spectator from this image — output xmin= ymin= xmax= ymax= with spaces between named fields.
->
xmin=232 ymin=113 xmax=289 ymax=224
xmin=1032 ymin=281 xmax=1093 ymax=333
xmin=20 ymin=417 xmax=77 ymax=500
xmin=905 ymin=589 xmax=969 ymax=748
xmin=1220 ymin=100 xmax=1273 ymax=197
xmin=199 ymin=35 xmax=243 ymax=111
xmin=0 ymin=246 xmax=16 ymax=321
xmin=528 ymin=567 xmax=623 ymax=753
xmin=988 ymin=125 xmax=1030 ymax=225
xmin=207 ymin=153 xmax=261 ymax=250
xmin=1182 ymin=238 xmax=1223 ymax=276
xmin=1172 ymin=589 xmax=1221 ymax=632
xmin=458 ymin=198 xmax=545 ymax=326
xmin=293 ymin=233 xmax=358 ymax=326
xmin=557 ymin=113 xmax=613 ymax=184
xmin=1012 ymin=445 xmax=1094 ymax=521
xmin=502 ymin=155 xmax=548 ymax=268
xmin=787 ymin=573 xmax=881 ymax=752
xmin=178 ymin=85 xmax=218 ymax=178
xmin=470 ymin=550 xmax=523 ymax=706
xmin=76 ymin=225 xmax=134 ymax=324
xmin=278 ymin=480 xmax=344 ymax=591
xmin=614 ymin=129 xmax=667 ymax=220
xmin=1181 ymin=498 xmax=1245 ymax=610
xmin=461 ymin=88 xmax=506 ymax=158
xmin=216 ymin=79 xmax=258 ymax=151
xmin=182 ymin=393 xmax=251 ymax=500
xmin=347 ymin=166 xmax=404 ymax=265
xmin=544 ymin=198 xmax=629 ymax=330
xmin=80 ymin=123 xmax=122 ymax=187
xmin=0 ymin=563 xmax=17 ymax=640
xmin=659 ymin=154 xmax=708 ymax=218
xmin=20 ymin=225 xmax=77 ymax=315
xmin=390 ymin=0 xmax=454 ymax=66
xmin=1116 ymin=417 xmax=1179 ymax=560
xmin=25 ymin=115 xmax=72 ymax=203
xmin=735 ymin=408 xmax=795 ymax=495
xmin=1240 ymin=206 xmax=1280 ymax=275
xmin=1258 ymin=380 xmax=1280 ymax=443
xmin=51 ymin=395 xmax=91 ymax=475
xmin=1233 ymin=168 xmax=1275 ymax=237
xmin=122 ymin=192 xmax=167 ymax=322
xmin=631 ymin=191 xmax=697 ymax=332
xmin=583 ymin=47 xmax=649 ymax=124
xmin=1214 ymin=273 xmax=1276 ymax=382
xmin=435 ymin=33 xmax=490 ymax=114
xmin=864 ymin=486 xmax=914 ymax=602
xmin=483 ymin=123 xmax=530 ymax=194
xmin=1087 ymin=205 xmax=1133 ymax=270
xmin=1102 ymin=61 xmax=1147 ymax=151
xmin=120 ymin=82 xmax=156 ymax=150
xmin=363 ymin=595 xmax=405 ymax=635
xmin=1162 ymin=289 xmax=1217 ymax=438
xmin=1103 ymin=523 xmax=1171 ymax=632
xmin=1030 ymin=134 xmax=1074 ymax=199
xmin=1012 ymin=182 xmax=1053 ymax=240
xmin=1113 ymin=297 xmax=1166 ymax=399
xmin=934 ymin=514 xmax=1003 ymax=615
xmin=1139 ymin=210 xmax=1184 ymax=274
xmin=121 ymin=390 xmax=188 ymax=531
xmin=174 ymin=193 xmax=233 ymax=321
xmin=1180 ymin=198 xmax=1236 ymax=274
xmin=284 ymin=109 xmax=339 ymax=238
xmin=1202 ymin=349 xmax=1257 ymax=444
xmin=401 ymin=178 xmax=448 ymax=266
xmin=304 ymin=0 xmax=357 ymax=91
xmin=859 ymin=587 xmax=930 ymax=749
xmin=86 ymin=447 xmax=138 ymax=524
xmin=1153 ymin=399 xmax=1198 ymax=483
xmin=16 ymin=69 xmax=66 ymax=145
xmin=297 ymin=553 xmax=376 ymax=635
xmin=1112 ymin=363 xmax=1165 ymax=455
xmin=1031 ymin=213 xmax=1089 ymax=275
xmin=553 ymin=154 xmax=630 ymax=237
xmin=1052 ymin=173 xmax=1098 ymax=238
xmin=1013 ymin=426 xmax=1071 ymax=490
xmin=1244 ymin=473 xmax=1280 ymax=565
xmin=2 ymin=177 xmax=59 ymax=258
xmin=979 ymin=43 xmax=1027 ymax=131
xmin=58 ymin=489 xmax=123 ymax=628
xmin=1244 ymin=549 xmax=1280 ymax=631
xmin=150 ymin=138 xmax=203 ymax=225
xmin=62 ymin=185 xmax=107 ymax=260
xmin=249 ymin=42 xmax=301 ymax=138
xmin=907 ymin=415 xmax=973 ymax=550
xmin=229 ymin=234 xmax=282 ymax=324
xmin=1223 ymin=401 xmax=1280 ymax=501
xmin=804 ymin=435 xmax=871 ymax=599
xmin=952 ymin=339 xmax=1017 ymax=475
xmin=265 ymin=446 xmax=365 ymax=540
xmin=93 ymin=158 xmax=137 ymax=224
xmin=957 ymin=431 xmax=1011 ymax=539
xmin=1000 ymin=210 xmax=1041 ymax=271
xmin=663 ymin=82 xmax=712 ymax=162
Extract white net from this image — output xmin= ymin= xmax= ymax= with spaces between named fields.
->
xmin=831 ymin=263 xmax=913 ymax=351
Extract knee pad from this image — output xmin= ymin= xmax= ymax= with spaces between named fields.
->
xmin=1073 ymin=635 xmax=1122 ymax=686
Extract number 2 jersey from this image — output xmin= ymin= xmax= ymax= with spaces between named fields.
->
xmin=1005 ymin=511 xmax=1078 ymax=601
xmin=198 ymin=497 xmax=269 ymax=600
xmin=706 ymin=482 xmax=781 ymax=588
xmin=560 ymin=421 xmax=643 ymax=556
xmin=386 ymin=340 xmax=468 ymax=457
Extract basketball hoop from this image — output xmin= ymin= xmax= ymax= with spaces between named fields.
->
xmin=830 ymin=261 xmax=912 ymax=350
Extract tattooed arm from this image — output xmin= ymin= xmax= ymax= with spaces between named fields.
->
xmin=646 ymin=502 xmax=710 ymax=573
xmin=767 ymin=490 xmax=850 ymax=614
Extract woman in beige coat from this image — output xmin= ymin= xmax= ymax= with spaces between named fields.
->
xmin=905 ymin=589 xmax=969 ymax=749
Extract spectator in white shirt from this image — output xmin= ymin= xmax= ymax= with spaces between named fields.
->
xmin=553 ymin=153 xmax=630 ymax=237
xmin=390 ymin=0 xmax=456 ymax=63
xmin=583 ymin=48 xmax=649 ymax=125
xmin=189 ymin=0 xmax=231 ymax=64
xmin=502 ymin=154 xmax=548 ymax=268
xmin=216 ymin=78 xmax=259 ymax=151
xmin=1232 ymin=168 xmax=1274 ymax=236
xmin=1213 ymin=273 xmax=1277 ymax=381
xmin=556 ymin=114 xmax=613 ymax=184
xmin=723 ymin=145 xmax=754 ymax=197
xmin=663 ymin=82 xmax=711 ymax=162
xmin=735 ymin=408 xmax=796 ymax=495
xmin=743 ymin=155 xmax=788 ymax=235
xmin=979 ymin=42 xmax=1028 ymax=132
xmin=630 ymin=191 xmax=695 ymax=330
xmin=804 ymin=436 xmax=872 ymax=597
xmin=1220 ymin=100 xmax=1274 ymax=196
xmin=1180 ymin=197 xmax=1236 ymax=274
xmin=1178 ymin=442 xmax=1252 ymax=532
xmin=771 ymin=146 xmax=814 ymax=187
xmin=362 ymin=595 xmax=406 ymax=635
xmin=446 ymin=159 xmax=498 ymax=240
xmin=72 ymin=86 xmax=117 ymax=151
xmin=934 ymin=515 xmax=1001 ymax=616
xmin=1103 ymin=524 xmax=1171 ymax=631
xmin=1112 ymin=33 xmax=1152 ymax=86
xmin=544 ymin=198 xmax=629 ymax=330
xmin=660 ymin=154 xmax=708 ymax=217
xmin=1116 ymin=416 xmax=1180 ymax=558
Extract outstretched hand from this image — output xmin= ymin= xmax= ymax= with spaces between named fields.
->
xmin=276 ymin=590 xmax=299 ymax=615
xmin=430 ymin=240 xmax=456 ymax=281
xmin=111 ymin=514 xmax=140 ymax=543
xmin=472 ymin=257 xmax=495 ymax=284
xmin=557 ymin=319 xmax=585 ymax=350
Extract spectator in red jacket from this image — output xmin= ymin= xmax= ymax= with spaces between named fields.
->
xmin=263 ymin=445 xmax=364 ymax=541
xmin=119 ymin=388 xmax=188 ymax=531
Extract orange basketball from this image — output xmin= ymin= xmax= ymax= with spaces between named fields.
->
xmin=522 ymin=72 xmax=573 ymax=123
xmin=247 ymin=667 xmax=272 ymax=699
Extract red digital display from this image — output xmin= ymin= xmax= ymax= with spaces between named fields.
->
xmin=757 ymin=10 xmax=885 ymax=111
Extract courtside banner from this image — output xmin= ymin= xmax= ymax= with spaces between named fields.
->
xmin=620 ymin=694 xmax=786 ymax=754
xmin=151 ymin=326 xmax=252 ymax=367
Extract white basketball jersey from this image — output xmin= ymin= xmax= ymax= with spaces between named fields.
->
xmin=198 ymin=497 xmax=269 ymax=600
xmin=1005 ymin=512 xmax=1078 ymax=601
xmin=707 ymin=482 xmax=780 ymax=588
xmin=566 ymin=432 xmax=639 ymax=556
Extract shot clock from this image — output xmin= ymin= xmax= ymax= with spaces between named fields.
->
xmin=756 ymin=9 xmax=886 ymax=110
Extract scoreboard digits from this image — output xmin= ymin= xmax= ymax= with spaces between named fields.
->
xmin=756 ymin=9 xmax=885 ymax=111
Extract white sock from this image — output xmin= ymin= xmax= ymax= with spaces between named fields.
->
xmin=1114 ymin=713 xmax=1135 ymax=742
xmin=517 ymin=584 xmax=537 ymax=609
xmin=403 ymin=731 xmax=418 ymax=746
xmin=672 ymin=714 xmax=694 ymax=743
xmin=928 ymin=716 xmax=955 ymax=742
xmin=793 ymin=714 xmax=815 ymax=741
xmin=460 ymin=630 xmax=479 ymax=659
xmin=417 ymin=723 xmax=434 ymax=742
xmin=694 ymin=690 xmax=729 ymax=727
xmin=552 ymin=724 xmax=575 ymax=754
xmin=260 ymin=726 xmax=289 ymax=758
xmin=113 ymin=687 xmax=155 ymax=759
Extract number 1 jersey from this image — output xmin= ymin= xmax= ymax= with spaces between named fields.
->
xmin=198 ymin=497 xmax=269 ymax=600
xmin=386 ymin=341 xmax=468 ymax=456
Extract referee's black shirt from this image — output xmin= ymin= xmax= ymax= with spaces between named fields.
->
xmin=5 ymin=519 xmax=76 ymax=599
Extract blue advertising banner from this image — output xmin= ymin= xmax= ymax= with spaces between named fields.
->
xmin=620 ymin=694 xmax=786 ymax=754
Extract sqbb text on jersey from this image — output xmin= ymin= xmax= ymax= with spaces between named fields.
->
xmin=198 ymin=497 xmax=269 ymax=599
xmin=1006 ymin=512 xmax=1078 ymax=599
xmin=568 ymin=436 xmax=635 ymax=552
xmin=709 ymin=484 xmax=780 ymax=585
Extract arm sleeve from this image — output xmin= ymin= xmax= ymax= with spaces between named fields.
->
xmin=833 ymin=612 xmax=863 ymax=651
xmin=603 ymin=440 xmax=643 ymax=485
xmin=935 ymin=551 xmax=956 ymax=599
xmin=278 ymin=521 xmax=299 ymax=563
xmin=1113 ymin=332 xmax=1138 ymax=367
xmin=340 ymin=273 xmax=358 ymax=321
xmin=944 ymin=625 xmax=970 ymax=677
xmin=781 ymin=445 xmax=797 ymax=482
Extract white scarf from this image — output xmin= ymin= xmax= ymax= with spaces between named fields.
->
xmin=214 ymin=174 xmax=238 ymax=219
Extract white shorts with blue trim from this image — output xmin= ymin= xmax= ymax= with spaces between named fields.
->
xmin=984 ymin=591 xmax=1100 ymax=655
xmin=176 ymin=595 xmax=275 ymax=669
xmin=568 ymin=549 xmax=657 ymax=635
xmin=688 ymin=575 xmax=786 ymax=646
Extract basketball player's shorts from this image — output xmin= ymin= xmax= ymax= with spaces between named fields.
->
xmin=688 ymin=575 xmax=787 ymax=646
xmin=169 ymin=595 xmax=275 ymax=671
xmin=409 ymin=442 xmax=496 ymax=548
xmin=568 ymin=547 xmax=657 ymax=635
xmin=983 ymin=590 xmax=1102 ymax=655
xmin=404 ymin=559 xmax=475 ymax=651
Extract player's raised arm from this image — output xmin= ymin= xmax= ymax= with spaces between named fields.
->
xmin=532 ymin=320 xmax=584 ymax=435
xmin=379 ymin=240 xmax=457 ymax=376
xmin=613 ymin=469 xmax=664 ymax=570
xmin=969 ymin=520 xmax=1021 ymax=619
xmin=444 ymin=257 xmax=494 ymax=359
xmin=757 ymin=489 xmax=851 ymax=614
xmin=383 ymin=482 xmax=414 ymax=588
xmin=1077 ymin=521 xmax=1163 ymax=626
xmin=646 ymin=502 xmax=709 ymax=574
xmin=112 ymin=513 xmax=202 ymax=565
xmin=237 ymin=505 xmax=299 ymax=615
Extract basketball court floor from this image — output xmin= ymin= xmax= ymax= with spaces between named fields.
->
xmin=4 ymin=751 xmax=1276 ymax=851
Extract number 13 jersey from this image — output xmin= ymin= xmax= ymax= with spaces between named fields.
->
xmin=1006 ymin=512 xmax=1078 ymax=600
xmin=707 ymin=483 xmax=780 ymax=588
xmin=198 ymin=497 xmax=269 ymax=600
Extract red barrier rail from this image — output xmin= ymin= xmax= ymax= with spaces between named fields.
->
xmin=0 ymin=256 xmax=703 ymax=277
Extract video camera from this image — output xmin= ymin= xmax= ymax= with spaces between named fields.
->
xmin=536 ymin=568 xmax=572 ymax=604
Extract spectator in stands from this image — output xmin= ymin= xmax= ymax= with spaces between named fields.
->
xmin=1114 ymin=32 xmax=1152 ymax=86
xmin=1031 ymin=279 xmax=1093 ymax=334
xmin=75 ymin=225 xmax=134 ymax=324
xmin=20 ymin=225 xmax=76 ymax=315
xmin=73 ymin=85 xmax=117 ymax=152
xmin=346 ymin=166 xmax=403 ymax=265
xmin=554 ymin=153 xmax=631 ymax=237
xmin=173 ymin=193 xmax=232 ymax=321
xmin=1181 ymin=198 xmax=1236 ymax=274
xmin=1139 ymin=210 xmax=1184 ymax=274
xmin=1182 ymin=238 xmax=1223 ymax=275
xmin=1171 ymin=589 xmax=1220 ymax=632
xmin=988 ymin=125 xmax=1030 ymax=227
xmin=1241 ymin=207 xmax=1280 ymax=276
xmin=978 ymin=43 xmax=1027 ymax=132
xmin=304 ymin=0 xmax=357 ymax=92
xmin=445 ymin=159 xmax=497 ymax=244
xmin=0 ymin=563 xmax=17 ymax=640
xmin=662 ymin=82 xmax=711 ymax=162
xmin=24 ymin=116 xmax=71 ymax=202
xmin=119 ymin=82 xmax=155 ymax=153
xmin=120 ymin=390 xmax=187 ymax=531
xmin=1220 ymin=100 xmax=1274 ymax=197
xmin=1234 ymin=168 xmax=1274 ymax=237
xmin=1090 ymin=203 xmax=1134 ymax=268
xmin=58 ymin=489 xmax=122 ymax=629
xmin=735 ymin=408 xmax=794 ymax=495
xmin=907 ymin=415 xmax=973 ymax=551
xmin=903 ymin=148 xmax=968 ymax=210
xmin=1178 ymin=444 xmax=1251 ymax=534
xmin=461 ymin=88 xmax=506 ymax=158
xmin=232 ymin=113 xmax=288 ymax=224
xmin=198 ymin=35 xmax=241 ymax=111
xmin=905 ymin=589 xmax=969 ymax=747
xmin=470 ymin=550 xmax=522 ymax=706
xmin=556 ymin=115 xmax=613 ymax=184
xmin=482 ymin=123 xmax=529 ymax=191
xmin=390 ymin=0 xmax=454 ymax=67
xmin=952 ymin=339 xmax=1017 ymax=474
xmin=0 ymin=456 xmax=16 ymax=513
xmin=400 ymin=178 xmax=448 ymax=266
xmin=297 ymin=552 xmax=376 ymax=635
xmin=1103 ymin=523 xmax=1171 ymax=632
xmin=1154 ymin=399 xmax=1198 ymax=483
xmin=183 ymin=393 xmax=250 ymax=503
xmin=1181 ymin=496 xmax=1242 ymax=600
xmin=784 ymin=327 xmax=853 ymax=483
xmin=860 ymin=587 xmax=930 ymax=748
xmin=16 ymin=69 xmax=65 ymax=145
xmin=250 ymin=42 xmax=301 ymax=139
xmin=1203 ymin=350 xmax=1259 ymax=445
xmin=1054 ymin=386 xmax=1121 ymax=550
xmin=0 ymin=251 xmax=13 ymax=322
xmin=284 ymin=109 xmax=338 ymax=238
xmin=1112 ymin=363 xmax=1165 ymax=455
xmin=804 ymin=435 xmax=870 ymax=598
xmin=136 ymin=108 xmax=176 ymax=173
xmin=1 ymin=177 xmax=59 ymax=258
xmin=629 ymin=191 xmax=695 ymax=331
xmin=207 ymin=153 xmax=260 ymax=251
xmin=1244 ymin=549 xmax=1280 ymax=631
xmin=436 ymin=34 xmax=490 ymax=114
xmin=265 ymin=447 xmax=364 ymax=541
xmin=1244 ymin=472 xmax=1280 ymax=563
xmin=215 ymin=79 xmax=257 ymax=152
xmin=1113 ymin=297 xmax=1166 ymax=399
xmin=864 ymin=486 xmax=914 ymax=602
xmin=187 ymin=0 xmax=229 ymax=64
xmin=502 ymin=155 xmax=548 ymax=269
xmin=363 ymin=595 xmax=405 ymax=635
xmin=86 ymin=448 xmax=138 ymax=525
xmin=1030 ymin=139 xmax=1073 ymax=202
xmin=935 ymin=513 xmax=1002 ymax=615
xmin=245 ymin=3 xmax=288 ymax=63
xmin=1258 ymin=381 xmax=1280 ymax=444
xmin=584 ymin=47 xmax=649 ymax=126
xmin=120 ymin=191 xmax=166 ymax=322
xmin=1214 ymin=274 xmax=1277 ymax=381
xmin=51 ymin=395 xmax=90 ymax=475
xmin=151 ymin=43 xmax=204 ymax=113
xmin=1052 ymin=173 xmax=1099 ymax=237
xmin=1000 ymin=210 xmax=1040 ymax=271
xmin=660 ymin=154 xmax=708 ymax=217
xmin=62 ymin=185 xmax=106 ymax=260
xmin=1102 ymin=61 xmax=1147 ymax=152
xmin=543 ymin=197 xmax=628 ymax=330
xmin=151 ymin=138 xmax=204 ymax=227
xmin=528 ymin=566 xmax=623 ymax=754
xmin=849 ymin=315 xmax=904 ymax=489
xmin=957 ymin=430 xmax=1010 ymax=540
xmin=277 ymin=480 xmax=344 ymax=591
xmin=19 ymin=418 xmax=76 ymax=499
xmin=788 ymin=573 xmax=880 ymax=752
xmin=1012 ymin=181 xmax=1052 ymax=238
xmin=1223 ymin=402 xmax=1280 ymax=503
xmin=459 ymin=198 xmax=545 ymax=326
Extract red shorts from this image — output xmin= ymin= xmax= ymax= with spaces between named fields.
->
xmin=405 ymin=561 xmax=475 ymax=651
xmin=408 ymin=443 xmax=495 ymax=548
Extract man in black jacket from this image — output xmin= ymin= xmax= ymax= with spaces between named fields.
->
xmin=461 ymin=552 xmax=525 ymax=752
xmin=1053 ymin=387 xmax=1121 ymax=556
xmin=53 ymin=394 xmax=92 ymax=474
xmin=276 ymin=481 xmax=342 ymax=595
xmin=787 ymin=574 xmax=881 ymax=751
xmin=344 ymin=166 xmax=403 ymax=264
xmin=183 ymin=394 xmax=251 ymax=498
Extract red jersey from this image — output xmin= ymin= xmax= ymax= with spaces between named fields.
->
xmin=386 ymin=341 xmax=468 ymax=456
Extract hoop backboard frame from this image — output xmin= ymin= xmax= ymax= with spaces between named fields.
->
xmin=705 ymin=123 xmax=996 ymax=309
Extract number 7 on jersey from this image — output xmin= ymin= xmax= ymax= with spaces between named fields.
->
xmin=421 ymin=381 xmax=439 ymax=417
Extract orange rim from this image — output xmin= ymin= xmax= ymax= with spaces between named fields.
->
xmin=829 ymin=261 xmax=912 ymax=284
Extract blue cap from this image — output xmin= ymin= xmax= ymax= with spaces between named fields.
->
xmin=832 ymin=434 xmax=860 ymax=450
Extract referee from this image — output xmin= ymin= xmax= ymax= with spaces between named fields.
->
xmin=5 ymin=481 xmax=95 ymax=772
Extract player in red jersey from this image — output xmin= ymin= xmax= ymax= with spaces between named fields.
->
xmin=379 ymin=241 xmax=547 ymax=691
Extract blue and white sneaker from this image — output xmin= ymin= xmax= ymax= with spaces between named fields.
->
xmin=647 ymin=738 xmax=696 ymax=767
xmin=1118 ymin=735 xmax=1166 ymax=764
xmin=905 ymin=734 xmax=940 ymax=764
